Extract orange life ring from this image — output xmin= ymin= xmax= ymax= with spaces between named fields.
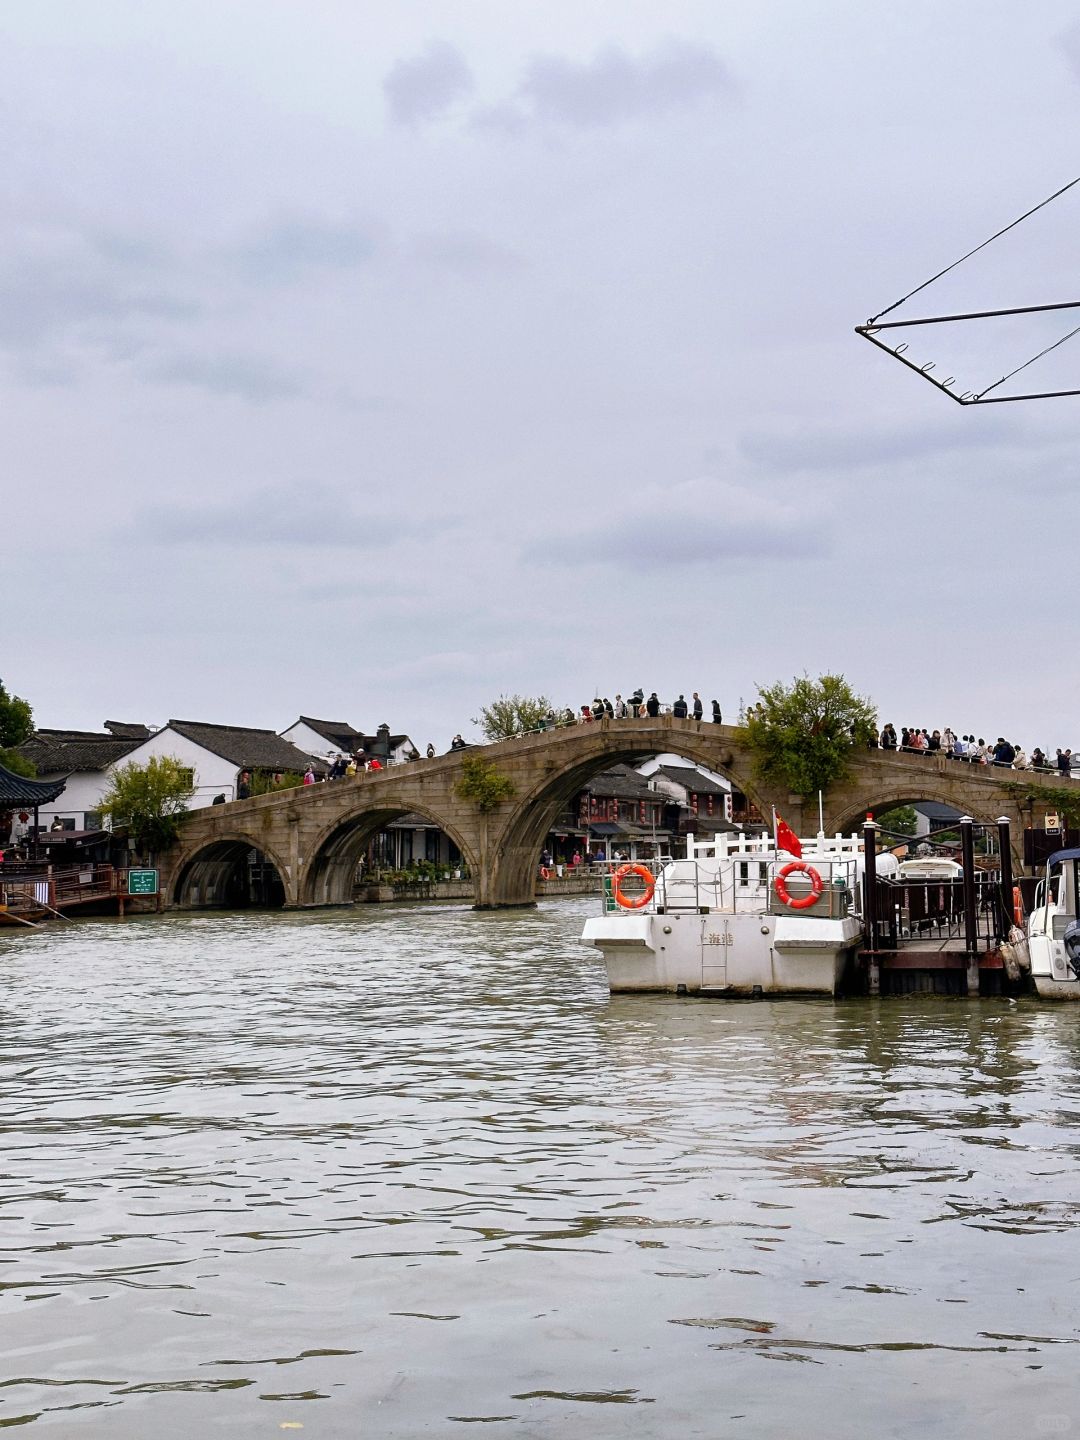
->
xmin=539 ymin=867 xmax=552 ymax=881
xmin=613 ymin=863 xmax=655 ymax=910
xmin=774 ymin=861 xmax=824 ymax=910
xmin=1013 ymin=885 xmax=1023 ymax=926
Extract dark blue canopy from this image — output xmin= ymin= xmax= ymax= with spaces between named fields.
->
xmin=1046 ymin=848 xmax=1080 ymax=866
xmin=0 ymin=763 xmax=66 ymax=808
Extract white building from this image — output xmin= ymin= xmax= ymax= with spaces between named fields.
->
xmin=17 ymin=723 xmax=152 ymax=830
xmin=118 ymin=720 xmax=322 ymax=809
xmin=280 ymin=716 xmax=418 ymax=766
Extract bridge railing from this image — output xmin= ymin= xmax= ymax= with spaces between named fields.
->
xmin=868 ymin=876 xmax=1009 ymax=951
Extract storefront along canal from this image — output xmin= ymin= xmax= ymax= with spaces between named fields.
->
xmin=1 ymin=899 xmax=1078 ymax=1437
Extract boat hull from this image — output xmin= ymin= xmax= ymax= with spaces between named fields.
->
xmin=582 ymin=909 xmax=863 ymax=996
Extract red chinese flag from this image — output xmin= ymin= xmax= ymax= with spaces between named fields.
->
xmin=776 ymin=814 xmax=802 ymax=858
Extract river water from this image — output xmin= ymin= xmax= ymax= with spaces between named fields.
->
xmin=1 ymin=898 xmax=1078 ymax=1438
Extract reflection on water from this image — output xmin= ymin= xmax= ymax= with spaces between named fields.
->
xmin=1 ymin=899 xmax=1078 ymax=1437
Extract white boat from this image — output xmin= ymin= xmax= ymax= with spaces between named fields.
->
xmin=1026 ymin=846 xmax=1080 ymax=1000
xmin=581 ymin=831 xmax=894 ymax=997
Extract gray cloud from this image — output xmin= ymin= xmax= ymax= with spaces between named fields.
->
xmin=128 ymin=484 xmax=451 ymax=548
xmin=525 ymin=478 xmax=828 ymax=570
xmin=739 ymin=415 xmax=1021 ymax=472
xmin=384 ymin=41 xmax=474 ymax=125
xmin=147 ymin=352 xmax=304 ymax=402
xmin=228 ymin=217 xmax=378 ymax=283
xmin=409 ymin=231 xmax=524 ymax=276
xmin=480 ymin=39 xmax=732 ymax=132
xmin=0 ymin=232 xmax=196 ymax=362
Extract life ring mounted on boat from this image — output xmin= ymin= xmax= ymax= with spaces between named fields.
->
xmin=612 ymin=863 xmax=655 ymax=910
xmin=774 ymin=861 xmax=824 ymax=911
xmin=1013 ymin=885 xmax=1023 ymax=927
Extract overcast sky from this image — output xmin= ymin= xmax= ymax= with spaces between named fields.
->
xmin=6 ymin=2 xmax=1080 ymax=750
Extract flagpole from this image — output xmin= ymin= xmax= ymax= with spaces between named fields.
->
xmin=818 ymin=789 xmax=824 ymax=839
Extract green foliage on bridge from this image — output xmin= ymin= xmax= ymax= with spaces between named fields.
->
xmin=98 ymin=755 xmax=196 ymax=854
xmin=455 ymin=754 xmax=516 ymax=812
xmin=1002 ymin=779 xmax=1080 ymax=828
xmin=745 ymin=673 xmax=877 ymax=797
xmin=472 ymin=694 xmax=555 ymax=741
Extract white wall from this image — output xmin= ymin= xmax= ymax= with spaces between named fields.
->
xmin=281 ymin=722 xmax=333 ymax=761
xmin=30 ymin=770 xmax=113 ymax=830
xmin=117 ymin=728 xmax=241 ymax=809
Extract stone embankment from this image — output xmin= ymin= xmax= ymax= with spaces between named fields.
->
xmin=356 ymin=873 xmax=601 ymax=904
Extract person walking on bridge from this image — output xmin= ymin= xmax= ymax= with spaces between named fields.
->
xmin=711 ymin=700 xmax=722 ymax=723
xmin=672 ymin=695 xmax=688 ymax=719
xmin=645 ymin=692 xmax=660 ymax=718
xmin=692 ymin=692 xmax=703 ymax=721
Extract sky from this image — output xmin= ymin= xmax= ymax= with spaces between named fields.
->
xmin=5 ymin=1 xmax=1080 ymax=751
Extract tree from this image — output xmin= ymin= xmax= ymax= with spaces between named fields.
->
xmin=97 ymin=756 xmax=195 ymax=852
xmin=745 ymin=673 xmax=877 ymax=797
xmin=472 ymin=694 xmax=554 ymax=741
xmin=455 ymin=754 xmax=516 ymax=812
xmin=0 ymin=678 xmax=33 ymax=749
xmin=875 ymin=805 xmax=918 ymax=837
xmin=0 ymin=749 xmax=36 ymax=778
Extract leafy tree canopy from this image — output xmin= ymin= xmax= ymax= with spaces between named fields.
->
xmin=472 ymin=694 xmax=554 ymax=741
xmin=455 ymin=754 xmax=516 ymax=812
xmin=0 ymin=748 xmax=36 ymax=778
xmin=0 ymin=678 xmax=33 ymax=750
xmin=875 ymin=805 xmax=918 ymax=838
xmin=745 ymin=673 xmax=877 ymax=797
xmin=97 ymin=755 xmax=195 ymax=853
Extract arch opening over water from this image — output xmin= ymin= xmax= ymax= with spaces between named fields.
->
xmin=302 ymin=804 xmax=478 ymax=907
xmin=173 ymin=839 xmax=288 ymax=910
xmin=494 ymin=737 xmax=765 ymax=907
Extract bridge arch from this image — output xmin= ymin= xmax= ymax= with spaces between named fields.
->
xmin=490 ymin=723 xmax=767 ymax=907
xmin=301 ymin=802 xmax=479 ymax=907
xmin=830 ymin=788 xmax=1002 ymax=836
xmin=171 ymin=833 xmax=294 ymax=910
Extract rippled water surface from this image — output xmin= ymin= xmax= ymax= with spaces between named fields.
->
xmin=2 ymin=899 xmax=1080 ymax=1437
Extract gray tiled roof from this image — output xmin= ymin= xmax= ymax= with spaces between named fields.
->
xmin=294 ymin=716 xmax=364 ymax=751
xmin=583 ymin=765 xmax=660 ymax=800
xmin=653 ymin=764 xmax=729 ymax=796
xmin=166 ymin=721 xmax=320 ymax=773
xmin=18 ymin=730 xmax=148 ymax=775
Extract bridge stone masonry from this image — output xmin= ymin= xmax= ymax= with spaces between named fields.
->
xmin=158 ymin=718 xmax=1076 ymax=911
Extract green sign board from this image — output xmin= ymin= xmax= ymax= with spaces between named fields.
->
xmin=127 ymin=869 xmax=159 ymax=896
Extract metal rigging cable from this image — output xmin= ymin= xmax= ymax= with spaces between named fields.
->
xmin=869 ymin=172 xmax=1080 ymax=325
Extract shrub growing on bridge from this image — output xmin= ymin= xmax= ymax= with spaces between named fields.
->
xmin=745 ymin=673 xmax=877 ymax=797
xmin=455 ymin=754 xmax=516 ymax=812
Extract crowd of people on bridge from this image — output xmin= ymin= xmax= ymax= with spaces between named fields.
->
xmin=874 ymin=725 xmax=1079 ymax=774
xmin=538 ymin=692 xmax=724 ymax=727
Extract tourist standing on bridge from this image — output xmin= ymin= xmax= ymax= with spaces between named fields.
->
xmin=614 ymin=694 xmax=628 ymax=718
xmin=992 ymin=738 xmax=1015 ymax=767
xmin=692 ymin=693 xmax=703 ymax=720
xmin=303 ymin=766 xmax=315 ymax=786
xmin=426 ymin=743 xmax=435 ymax=758
xmin=672 ymin=695 xmax=688 ymax=719
xmin=645 ymin=692 xmax=660 ymax=718
xmin=629 ymin=687 xmax=644 ymax=717
xmin=711 ymin=700 xmax=722 ymax=723
xmin=880 ymin=723 xmax=897 ymax=750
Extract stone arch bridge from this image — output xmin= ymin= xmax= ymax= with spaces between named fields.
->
xmin=159 ymin=718 xmax=1069 ymax=910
